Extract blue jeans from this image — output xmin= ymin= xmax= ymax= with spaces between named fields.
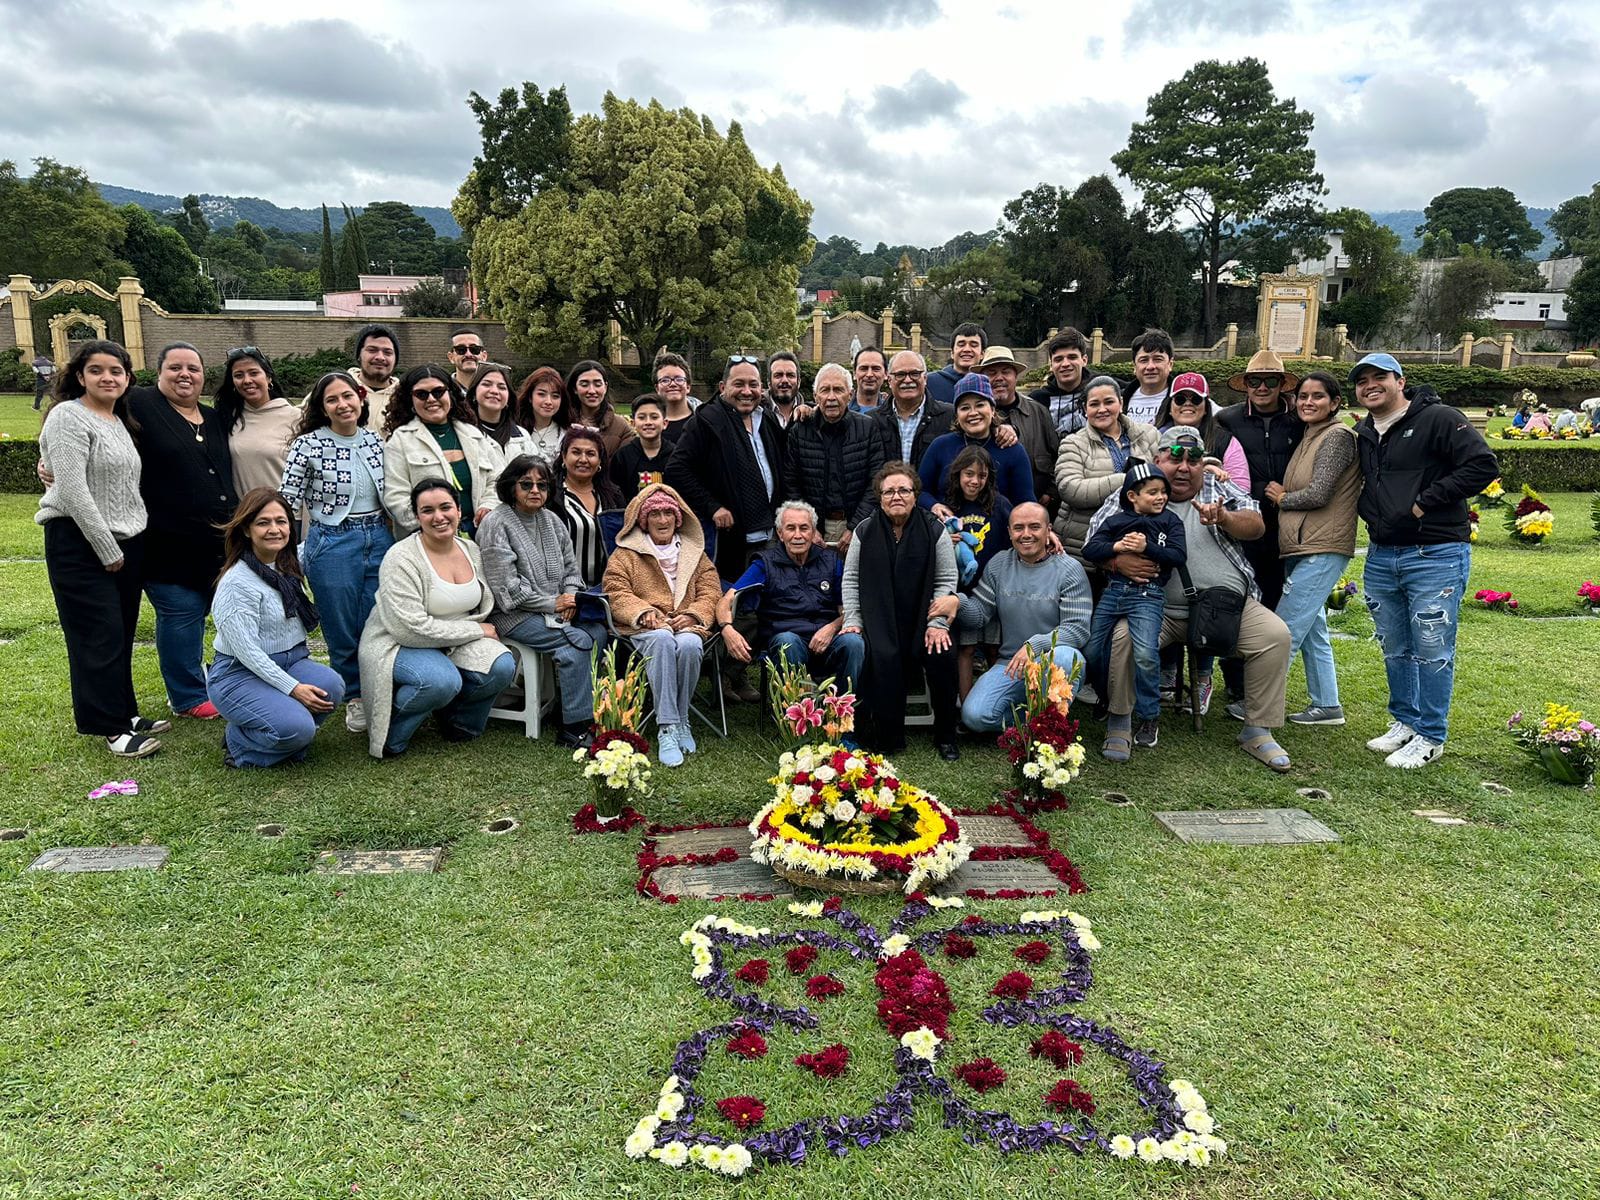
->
xmin=962 ymin=644 xmax=1085 ymax=733
xmin=1087 ymin=579 xmax=1165 ymax=719
xmin=1362 ymin=542 xmax=1471 ymax=743
xmin=209 ymin=646 xmax=345 ymax=767
xmin=386 ymin=646 xmax=516 ymax=755
xmin=1277 ymin=552 xmax=1351 ymax=709
xmin=503 ymin=615 xmax=609 ymax=725
xmin=145 ymin=580 xmax=211 ymax=710
xmin=304 ymin=515 xmax=392 ymax=697
xmin=765 ymin=630 xmax=866 ymax=695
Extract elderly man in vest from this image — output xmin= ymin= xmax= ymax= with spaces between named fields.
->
xmin=783 ymin=362 xmax=884 ymax=551
xmin=1087 ymin=428 xmax=1293 ymax=773
xmin=717 ymin=499 xmax=865 ymax=693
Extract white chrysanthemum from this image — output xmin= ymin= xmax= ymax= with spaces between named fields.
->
xmin=720 ymin=1144 xmax=753 ymax=1175
xmin=880 ymin=934 xmax=910 ymax=958
xmin=652 ymin=1141 xmax=688 ymax=1167
xmin=1186 ymin=1143 xmax=1212 ymax=1168
xmin=1022 ymin=762 xmax=1041 ymax=780
xmin=1078 ymin=932 xmax=1102 ymax=952
xmin=788 ymin=900 xmax=824 ymax=917
xmin=660 ymin=1074 xmax=680 ymax=1095
xmin=701 ymin=1145 xmax=725 ymax=1172
xmin=1160 ymin=1138 xmax=1187 ymax=1162
xmin=690 ymin=963 xmax=713 ymax=981
xmin=927 ymin=895 xmax=964 ymax=908
xmin=899 ymin=1027 xmax=941 ymax=1060
xmin=806 ymin=811 xmax=826 ymax=828
xmin=634 ymin=1114 xmax=660 ymax=1136
xmin=1136 ymin=1136 xmax=1162 ymax=1164
xmin=656 ymin=1090 xmax=684 ymax=1119
xmin=1198 ymin=1134 xmax=1227 ymax=1157
xmin=624 ymin=1129 xmax=654 ymax=1158
xmin=1109 ymin=1134 xmax=1136 ymax=1159
xmin=1184 ymin=1110 xmax=1215 ymax=1135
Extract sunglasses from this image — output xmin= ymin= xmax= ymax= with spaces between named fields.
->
xmin=1171 ymin=392 xmax=1206 ymax=405
xmin=515 ymin=479 xmax=552 ymax=492
xmin=1164 ymin=446 xmax=1205 ymax=463
xmin=1244 ymin=375 xmax=1281 ymax=388
xmin=412 ymin=385 xmax=451 ymax=402
xmin=727 ymin=354 xmax=760 ymax=366
xmin=451 ymin=344 xmax=485 ymax=356
xmin=226 ymin=345 xmax=262 ymax=361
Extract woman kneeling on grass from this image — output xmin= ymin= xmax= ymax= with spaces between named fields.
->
xmin=37 ymin=339 xmax=167 ymax=758
xmin=207 ymin=489 xmax=345 ymax=768
xmin=358 ymin=478 xmax=516 ymax=758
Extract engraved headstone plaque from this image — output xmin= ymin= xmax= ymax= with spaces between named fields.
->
xmin=654 ymin=858 xmax=793 ymax=899
xmin=1153 ymin=809 xmax=1338 ymax=845
xmin=313 ymin=848 xmax=443 ymax=875
xmin=29 ymin=845 xmax=169 ymax=872
xmin=931 ymin=859 xmax=1068 ymax=895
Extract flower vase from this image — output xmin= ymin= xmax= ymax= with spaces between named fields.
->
xmin=1538 ymin=745 xmax=1590 ymax=786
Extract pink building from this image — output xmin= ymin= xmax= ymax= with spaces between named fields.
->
xmin=322 ymin=273 xmax=432 ymax=318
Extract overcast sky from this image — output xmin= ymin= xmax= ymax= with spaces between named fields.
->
xmin=6 ymin=0 xmax=1596 ymax=246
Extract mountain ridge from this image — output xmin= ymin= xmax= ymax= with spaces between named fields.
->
xmin=93 ymin=183 xmax=463 ymax=239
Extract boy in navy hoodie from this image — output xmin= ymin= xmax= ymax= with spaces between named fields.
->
xmin=1082 ymin=461 xmax=1187 ymax=749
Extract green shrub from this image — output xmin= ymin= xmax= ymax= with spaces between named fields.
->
xmin=0 ymin=348 xmax=33 ymax=392
xmin=0 ymin=440 xmax=43 ymax=494
xmin=1492 ymin=447 xmax=1600 ymax=493
xmin=265 ymin=348 xmax=357 ymax=395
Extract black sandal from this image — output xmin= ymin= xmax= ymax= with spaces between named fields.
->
xmin=106 ymin=732 xmax=161 ymax=758
xmin=128 ymin=715 xmax=173 ymax=735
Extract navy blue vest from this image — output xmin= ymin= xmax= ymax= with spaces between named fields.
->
xmin=757 ymin=544 xmax=842 ymax=642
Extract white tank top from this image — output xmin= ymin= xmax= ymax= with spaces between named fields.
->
xmin=426 ymin=564 xmax=482 ymax=618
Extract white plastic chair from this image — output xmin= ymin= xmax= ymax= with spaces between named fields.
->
xmin=487 ymin=640 xmax=557 ymax=738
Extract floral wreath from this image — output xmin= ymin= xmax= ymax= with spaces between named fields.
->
xmin=624 ymin=897 xmax=1224 ymax=1176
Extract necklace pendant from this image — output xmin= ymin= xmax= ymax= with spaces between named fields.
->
xmin=195 ymin=432 xmax=205 ymax=442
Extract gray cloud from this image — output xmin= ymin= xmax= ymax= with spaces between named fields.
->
xmin=1124 ymin=0 xmax=1291 ymax=45
xmin=1315 ymin=73 xmax=1489 ymax=161
xmin=866 ymin=71 xmax=965 ymax=130
xmin=738 ymin=0 xmax=940 ymax=27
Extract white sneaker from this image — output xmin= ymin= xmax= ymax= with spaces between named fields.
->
xmin=1366 ymin=720 xmax=1415 ymax=753
xmin=658 ymin=725 xmax=684 ymax=768
xmin=1385 ymin=736 xmax=1444 ymax=769
xmin=345 ymin=698 xmax=368 ymax=733
xmin=676 ymin=721 xmax=697 ymax=755
xmin=1076 ymin=680 xmax=1099 ymax=705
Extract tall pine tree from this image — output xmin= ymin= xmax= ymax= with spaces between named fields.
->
xmin=346 ymin=206 xmax=369 ymax=277
xmin=336 ymin=204 xmax=362 ymax=290
xmin=318 ymin=204 xmax=337 ymax=292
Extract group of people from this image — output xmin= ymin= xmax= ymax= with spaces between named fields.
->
xmin=35 ymin=318 xmax=1496 ymax=777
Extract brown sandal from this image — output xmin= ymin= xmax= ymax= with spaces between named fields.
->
xmin=1238 ymin=733 xmax=1291 ymax=773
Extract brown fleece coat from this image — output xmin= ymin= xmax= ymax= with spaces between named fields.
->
xmin=601 ymin=482 xmax=721 ymax=638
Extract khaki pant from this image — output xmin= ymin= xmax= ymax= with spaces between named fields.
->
xmin=1107 ymin=598 xmax=1290 ymax=727
xmin=822 ymin=515 xmax=848 ymax=545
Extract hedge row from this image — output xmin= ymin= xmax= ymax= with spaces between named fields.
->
xmin=1014 ymin=358 xmax=1600 ymax=407
xmin=0 ymin=440 xmax=44 ymax=494
xmin=1491 ymin=447 xmax=1600 ymax=492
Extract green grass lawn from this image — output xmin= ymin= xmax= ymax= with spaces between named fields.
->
xmin=1 ymin=494 xmax=1598 ymax=1199
xmin=0 ymin=392 xmax=44 ymax=441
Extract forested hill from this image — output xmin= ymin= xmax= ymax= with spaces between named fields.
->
xmin=93 ymin=184 xmax=462 ymax=239
xmin=1369 ymin=209 xmax=1557 ymax=257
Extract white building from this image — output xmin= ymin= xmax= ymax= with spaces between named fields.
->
xmin=1489 ymin=291 xmax=1567 ymax=327
xmin=1293 ymin=233 xmax=1355 ymax=303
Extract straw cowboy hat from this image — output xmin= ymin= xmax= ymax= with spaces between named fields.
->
xmin=1228 ymin=349 xmax=1300 ymax=394
xmin=978 ymin=345 xmax=1025 ymax=372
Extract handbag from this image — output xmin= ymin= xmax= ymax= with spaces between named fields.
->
xmin=1176 ymin=564 xmax=1245 ymax=658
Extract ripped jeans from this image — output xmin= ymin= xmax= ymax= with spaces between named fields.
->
xmin=1362 ymin=542 xmax=1471 ymax=744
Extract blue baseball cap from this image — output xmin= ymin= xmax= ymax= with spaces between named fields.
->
xmin=952 ymin=372 xmax=994 ymax=404
xmin=1348 ymin=352 xmax=1404 ymax=384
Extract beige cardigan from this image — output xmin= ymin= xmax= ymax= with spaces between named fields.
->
xmin=1052 ymin=416 xmax=1162 ymax=560
xmin=383 ymin=418 xmax=505 ymax=533
xmin=357 ymin=533 xmax=507 ymax=758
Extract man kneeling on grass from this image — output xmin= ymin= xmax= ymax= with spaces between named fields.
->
xmin=1086 ymin=430 xmax=1293 ymax=772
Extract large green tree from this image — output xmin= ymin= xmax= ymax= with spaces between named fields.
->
xmin=1565 ymin=259 xmax=1600 ymax=342
xmin=359 ymin=201 xmax=442 ymax=273
xmin=1414 ymin=248 xmax=1525 ymax=340
xmin=467 ymin=91 xmax=812 ymax=366
xmin=1112 ymin=58 xmax=1327 ymax=341
xmin=924 ymin=243 xmax=1035 ymax=331
xmin=1415 ymin=187 xmax=1542 ymax=260
xmin=318 ymin=205 xmax=337 ymax=293
xmin=1548 ymin=183 xmax=1600 ymax=258
xmin=0 ymin=158 xmax=127 ymax=282
xmin=455 ymin=82 xmax=574 ymax=237
xmin=1323 ymin=208 xmax=1416 ymax=341
xmin=336 ymin=204 xmax=362 ymax=289
xmin=117 ymin=204 xmax=217 ymax=312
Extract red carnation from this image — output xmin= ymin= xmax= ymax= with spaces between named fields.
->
xmin=715 ymin=1095 xmax=767 ymax=1130
xmin=1013 ymin=940 xmax=1052 ymax=964
xmin=1029 ymin=1030 xmax=1085 ymax=1068
xmin=873 ymin=949 xmax=955 ymax=1038
xmin=735 ymin=958 xmax=770 ymax=985
xmin=954 ymin=1057 xmax=1008 ymax=1094
xmin=942 ymin=933 xmax=978 ymax=959
xmin=785 ymin=945 xmax=819 ymax=974
xmin=962 ymin=914 xmax=986 ymax=927
xmin=1043 ymin=1078 xmax=1096 ymax=1117
xmin=822 ymin=897 xmax=842 ymax=913
xmin=794 ymin=1043 xmax=850 ymax=1079
xmin=726 ymin=1028 xmax=768 ymax=1059
xmin=806 ymin=973 xmax=845 ymax=1000
xmin=991 ymin=971 xmax=1034 ymax=1000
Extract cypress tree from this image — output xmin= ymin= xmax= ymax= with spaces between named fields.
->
xmin=336 ymin=204 xmax=361 ymax=290
xmin=318 ymin=204 xmax=337 ymax=292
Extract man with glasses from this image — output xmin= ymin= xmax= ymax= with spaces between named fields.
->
xmin=1086 ymin=429 xmax=1293 ymax=774
xmin=1349 ymin=352 xmax=1498 ymax=769
xmin=667 ymin=355 xmax=788 ymax=700
xmin=1218 ymin=349 xmax=1304 ymax=610
xmin=446 ymin=328 xmax=487 ymax=394
xmin=869 ymin=350 xmax=953 ymax=471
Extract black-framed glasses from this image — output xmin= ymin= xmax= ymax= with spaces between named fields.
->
xmin=1164 ymin=445 xmax=1205 ymax=463
xmin=890 ymin=369 xmax=925 ymax=381
xmin=451 ymin=343 xmax=485 ymax=356
xmin=656 ymin=373 xmax=688 ymax=386
xmin=880 ymin=486 xmax=916 ymax=497
xmin=412 ymin=385 xmax=450 ymax=402
xmin=1244 ymin=375 xmax=1280 ymax=388
xmin=1171 ymin=393 xmax=1206 ymax=405
xmin=515 ymin=479 xmax=551 ymax=492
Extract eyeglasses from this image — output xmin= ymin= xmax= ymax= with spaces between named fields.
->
xmin=1163 ymin=446 xmax=1205 ymax=463
xmin=656 ymin=373 xmax=687 ymax=386
xmin=727 ymin=354 xmax=760 ymax=366
xmin=880 ymin=486 xmax=916 ymax=498
xmin=451 ymin=343 xmax=485 ymax=356
xmin=890 ymin=370 xmax=925 ymax=381
xmin=412 ymin=385 xmax=450 ymax=402
xmin=1171 ymin=393 xmax=1205 ymax=405
xmin=515 ymin=479 xmax=551 ymax=492
xmin=1244 ymin=375 xmax=1281 ymax=389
